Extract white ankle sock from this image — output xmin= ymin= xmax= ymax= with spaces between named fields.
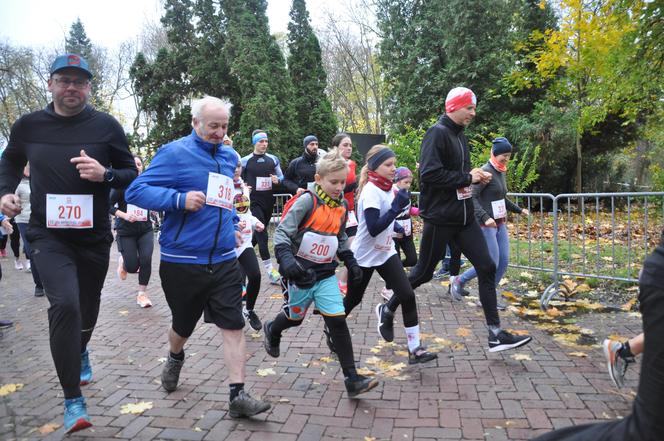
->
xmin=405 ymin=324 xmax=421 ymax=352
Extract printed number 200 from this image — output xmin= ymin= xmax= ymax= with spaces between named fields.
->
xmin=309 ymin=242 xmax=330 ymax=256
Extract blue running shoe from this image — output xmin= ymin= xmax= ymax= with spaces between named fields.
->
xmin=80 ymin=350 xmax=92 ymax=385
xmin=64 ymin=396 xmax=92 ymax=434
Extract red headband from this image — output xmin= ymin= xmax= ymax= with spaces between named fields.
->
xmin=445 ymin=87 xmax=477 ymax=113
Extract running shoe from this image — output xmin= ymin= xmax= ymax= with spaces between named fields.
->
xmin=345 ymin=374 xmax=379 ymax=398
xmin=408 ymin=345 xmax=438 ymax=364
xmin=25 ymin=260 xmax=31 ymax=271
xmin=117 ymin=256 xmax=127 ymax=280
xmin=14 ymin=259 xmax=23 ymax=270
xmin=602 ymin=339 xmax=633 ymax=388
xmin=263 ymin=321 xmax=280 ymax=358
xmin=63 ymin=396 xmax=92 ymax=434
xmin=161 ymin=353 xmax=185 ymax=392
xmin=0 ymin=319 xmax=13 ymax=329
xmin=243 ymin=308 xmax=262 ymax=331
xmin=80 ymin=350 xmax=92 ymax=385
xmin=448 ymin=276 xmax=464 ymax=301
xmin=228 ymin=390 xmax=271 ymax=418
xmin=488 ymin=330 xmax=532 ymax=352
xmin=136 ymin=292 xmax=153 ymax=308
xmin=0 ymin=249 xmax=7 ymax=258
xmin=375 ymin=303 xmax=394 ymax=342
xmin=268 ymin=268 xmax=281 ymax=285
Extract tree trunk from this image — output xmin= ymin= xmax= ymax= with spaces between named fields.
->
xmin=575 ymin=130 xmax=582 ymax=193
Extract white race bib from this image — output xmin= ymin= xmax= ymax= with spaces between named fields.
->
xmin=255 ymin=176 xmax=272 ymax=191
xmin=46 ymin=194 xmax=93 ymax=229
xmin=346 ymin=210 xmax=358 ymax=228
xmin=296 ymin=232 xmax=339 ymax=263
xmin=373 ymin=228 xmax=393 ymax=252
xmin=206 ymin=172 xmax=234 ymax=210
xmin=396 ymin=218 xmax=412 ymax=236
xmin=491 ymin=199 xmax=507 ymax=219
xmin=456 ymin=186 xmax=472 ymax=200
xmin=125 ymin=204 xmax=148 ymax=222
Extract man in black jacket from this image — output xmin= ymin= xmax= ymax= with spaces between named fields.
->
xmin=0 ymin=54 xmax=137 ymax=434
xmin=404 ymin=87 xmax=532 ymax=352
xmin=283 ymin=135 xmax=319 ymax=195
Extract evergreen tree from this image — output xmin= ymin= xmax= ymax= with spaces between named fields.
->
xmin=223 ymin=0 xmax=299 ymax=159
xmin=287 ymin=0 xmax=337 ymax=147
xmin=65 ymin=18 xmax=106 ymax=109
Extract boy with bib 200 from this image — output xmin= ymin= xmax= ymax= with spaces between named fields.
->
xmin=263 ymin=149 xmax=379 ymax=398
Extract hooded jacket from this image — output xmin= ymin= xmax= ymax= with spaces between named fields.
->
xmin=125 ymin=130 xmax=239 ymax=264
xmin=418 ymin=115 xmax=474 ymax=226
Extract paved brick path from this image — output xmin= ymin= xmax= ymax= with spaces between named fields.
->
xmin=0 ymin=243 xmax=642 ymax=440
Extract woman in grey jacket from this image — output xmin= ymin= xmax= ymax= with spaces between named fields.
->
xmin=449 ymin=137 xmax=529 ymax=308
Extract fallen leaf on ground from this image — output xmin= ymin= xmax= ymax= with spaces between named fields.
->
xmin=370 ymin=347 xmax=381 ymax=353
xmin=440 ymin=281 xmax=450 ymax=287
xmin=394 ymin=350 xmax=409 ymax=357
xmin=502 ymin=291 xmax=518 ymax=302
xmin=621 ymin=298 xmax=638 ymax=311
xmin=319 ymin=356 xmax=334 ymax=363
xmin=365 ymin=436 xmax=376 ymax=441
xmin=0 ymin=383 xmax=23 ymax=397
xmin=120 ymin=401 xmax=153 ymax=415
xmin=118 ymin=310 xmax=129 ymax=316
xmin=507 ymin=329 xmax=530 ymax=336
xmin=546 ymin=307 xmax=565 ymax=317
xmin=456 ymin=327 xmax=471 ymax=337
xmin=365 ymin=356 xmax=382 ymax=365
xmin=357 ymin=367 xmax=376 ymax=376
xmin=194 ymin=427 xmax=202 ymax=432
xmin=278 ymin=398 xmax=290 ymax=403
xmin=499 ymin=278 xmax=509 ymax=286
xmin=38 ymin=423 xmax=61 ymax=434
xmin=607 ymin=334 xmax=629 ymax=342
xmin=256 ymin=368 xmax=276 ymax=377
xmin=520 ymin=272 xmax=534 ymax=279
xmin=568 ymin=352 xmax=588 ymax=357
xmin=511 ymin=354 xmax=531 ymax=361
xmin=250 ymin=333 xmax=261 ymax=339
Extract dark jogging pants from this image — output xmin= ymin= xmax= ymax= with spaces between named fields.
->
xmin=116 ymin=230 xmax=154 ymax=286
xmin=31 ymin=234 xmax=110 ymax=399
xmin=250 ymin=198 xmax=274 ymax=261
xmin=407 ymin=220 xmax=500 ymax=327
xmin=237 ymin=247 xmax=261 ymax=311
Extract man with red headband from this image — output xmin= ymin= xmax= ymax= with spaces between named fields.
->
xmin=398 ymin=87 xmax=532 ymax=352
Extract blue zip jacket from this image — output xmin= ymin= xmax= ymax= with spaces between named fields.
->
xmin=125 ymin=130 xmax=239 ymax=264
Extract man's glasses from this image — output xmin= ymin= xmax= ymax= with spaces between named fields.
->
xmin=53 ymin=78 xmax=90 ymax=89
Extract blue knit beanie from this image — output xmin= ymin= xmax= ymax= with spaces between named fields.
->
xmin=491 ymin=137 xmax=512 ymax=156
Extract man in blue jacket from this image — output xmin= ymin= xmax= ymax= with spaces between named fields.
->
xmin=125 ymin=95 xmax=270 ymax=418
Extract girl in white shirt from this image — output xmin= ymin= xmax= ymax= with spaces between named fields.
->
xmin=345 ymin=145 xmax=436 ymax=364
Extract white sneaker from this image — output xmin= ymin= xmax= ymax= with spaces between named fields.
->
xmin=25 ymin=260 xmax=31 ymax=271
xmin=14 ymin=259 xmax=24 ymax=271
xmin=136 ymin=292 xmax=152 ymax=308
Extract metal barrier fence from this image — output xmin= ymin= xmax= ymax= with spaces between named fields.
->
xmin=271 ymin=191 xmax=664 ymax=309
xmin=508 ymin=192 xmax=664 ymax=308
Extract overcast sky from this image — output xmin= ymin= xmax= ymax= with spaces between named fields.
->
xmin=0 ymin=0 xmax=332 ymax=50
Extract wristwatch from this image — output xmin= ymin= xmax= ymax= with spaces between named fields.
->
xmin=104 ymin=167 xmax=115 ymax=182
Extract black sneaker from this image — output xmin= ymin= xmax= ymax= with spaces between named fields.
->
xmin=244 ymin=309 xmax=262 ymax=331
xmin=229 ymin=390 xmax=271 ymax=418
xmin=345 ymin=374 xmax=379 ymax=398
xmin=488 ymin=330 xmax=532 ymax=353
xmin=323 ymin=324 xmax=336 ymax=354
xmin=408 ymin=346 xmax=438 ymax=364
xmin=34 ymin=287 xmax=45 ymax=297
xmin=375 ymin=303 xmax=394 ymax=342
xmin=0 ymin=319 xmax=13 ymax=329
xmin=263 ymin=321 xmax=280 ymax=358
xmin=161 ymin=353 xmax=184 ymax=392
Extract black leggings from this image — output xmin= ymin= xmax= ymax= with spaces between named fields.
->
xmin=116 ymin=230 xmax=154 ymax=286
xmin=237 ymin=247 xmax=261 ymax=311
xmin=448 ymin=241 xmax=462 ymax=276
xmin=345 ymin=254 xmax=419 ymax=327
xmin=270 ymin=311 xmax=356 ymax=375
xmin=533 ymin=259 xmax=664 ymax=440
xmin=31 ymin=234 xmax=110 ymax=399
xmin=0 ymin=219 xmax=21 ymax=258
xmin=250 ymin=199 xmax=274 ymax=261
xmin=17 ymin=223 xmax=42 ymax=289
xmin=408 ymin=221 xmax=499 ymax=327
xmin=394 ymin=234 xmax=417 ymax=267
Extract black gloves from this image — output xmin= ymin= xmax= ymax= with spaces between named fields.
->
xmin=338 ymin=250 xmax=364 ymax=287
xmin=275 ymin=244 xmax=317 ymax=289
xmin=390 ymin=189 xmax=411 ymax=213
